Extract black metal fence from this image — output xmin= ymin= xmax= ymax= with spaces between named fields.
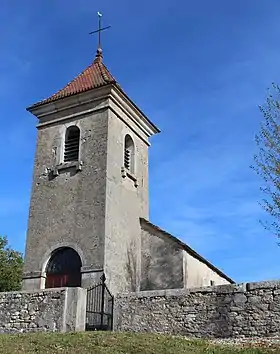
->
xmin=85 ymin=274 xmax=114 ymax=331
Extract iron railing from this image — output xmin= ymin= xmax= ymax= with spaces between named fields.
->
xmin=86 ymin=274 xmax=114 ymax=331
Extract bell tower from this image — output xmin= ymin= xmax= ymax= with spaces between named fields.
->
xmin=22 ymin=45 xmax=160 ymax=294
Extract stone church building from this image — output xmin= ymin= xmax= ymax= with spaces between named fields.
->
xmin=22 ymin=47 xmax=233 ymax=295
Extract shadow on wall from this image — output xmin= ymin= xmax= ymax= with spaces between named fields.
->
xmin=140 ymin=242 xmax=183 ymax=291
xmin=140 ymin=253 xmax=153 ymax=291
xmin=126 ymin=245 xmax=137 ymax=292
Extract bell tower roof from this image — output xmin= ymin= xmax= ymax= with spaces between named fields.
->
xmin=27 ymin=11 xmax=160 ymax=136
xmin=27 ymin=49 xmax=160 ymax=135
xmin=29 ymin=49 xmax=119 ymax=109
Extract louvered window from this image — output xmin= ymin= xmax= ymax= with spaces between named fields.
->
xmin=64 ymin=126 xmax=80 ymax=162
xmin=124 ymin=135 xmax=135 ymax=173
xmin=124 ymin=148 xmax=131 ymax=170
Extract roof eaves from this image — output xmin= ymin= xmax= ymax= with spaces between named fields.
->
xmin=27 ymin=58 xmax=115 ymax=111
xmin=26 ymin=80 xmax=114 ymax=111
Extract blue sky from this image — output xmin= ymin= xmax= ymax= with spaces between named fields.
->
xmin=1 ymin=0 xmax=280 ymax=283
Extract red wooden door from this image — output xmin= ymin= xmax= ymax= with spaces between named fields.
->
xmin=45 ymin=272 xmax=81 ymax=288
xmin=45 ymin=274 xmax=69 ymax=288
xmin=45 ymin=247 xmax=82 ymax=288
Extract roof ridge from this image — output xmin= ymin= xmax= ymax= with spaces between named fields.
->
xmin=98 ymin=61 xmax=116 ymax=83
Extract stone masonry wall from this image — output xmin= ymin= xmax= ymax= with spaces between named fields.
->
xmin=0 ymin=287 xmax=86 ymax=334
xmin=115 ymin=280 xmax=280 ymax=338
xmin=140 ymin=226 xmax=184 ymax=291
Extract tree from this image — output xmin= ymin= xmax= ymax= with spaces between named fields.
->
xmin=253 ymin=83 xmax=280 ymax=239
xmin=0 ymin=236 xmax=23 ymax=292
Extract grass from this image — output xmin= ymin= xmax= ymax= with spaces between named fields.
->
xmin=0 ymin=331 xmax=279 ymax=354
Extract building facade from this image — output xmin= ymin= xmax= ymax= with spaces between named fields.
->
xmin=22 ymin=48 xmax=233 ymax=294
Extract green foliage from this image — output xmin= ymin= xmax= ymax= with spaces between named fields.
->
xmin=0 ymin=235 xmax=23 ymax=292
xmin=253 ymin=83 xmax=280 ymax=239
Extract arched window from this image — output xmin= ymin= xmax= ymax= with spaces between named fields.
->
xmin=45 ymin=247 xmax=82 ymax=288
xmin=124 ymin=135 xmax=135 ymax=174
xmin=64 ymin=126 xmax=80 ymax=162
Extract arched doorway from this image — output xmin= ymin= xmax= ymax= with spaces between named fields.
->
xmin=45 ymin=247 xmax=82 ymax=288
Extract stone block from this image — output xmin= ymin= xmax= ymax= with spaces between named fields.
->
xmin=247 ymin=280 xmax=280 ymax=291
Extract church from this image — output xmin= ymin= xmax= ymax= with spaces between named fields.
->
xmin=22 ymin=43 xmax=234 ymax=295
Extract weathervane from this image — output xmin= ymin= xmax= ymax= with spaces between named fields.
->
xmin=89 ymin=12 xmax=111 ymax=50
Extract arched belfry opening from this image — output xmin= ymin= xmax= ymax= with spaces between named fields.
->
xmin=64 ymin=126 xmax=80 ymax=162
xmin=124 ymin=134 xmax=135 ymax=174
xmin=45 ymin=247 xmax=82 ymax=288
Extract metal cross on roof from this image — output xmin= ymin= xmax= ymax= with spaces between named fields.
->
xmin=89 ymin=12 xmax=111 ymax=50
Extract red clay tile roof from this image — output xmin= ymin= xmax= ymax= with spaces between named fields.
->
xmin=30 ymin=49 xmax=117 ymax=109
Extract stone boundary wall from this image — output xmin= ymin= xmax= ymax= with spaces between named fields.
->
xmin=115 ymin=280 xmax=280 ymax=338
xmin=0 ymin=287 xmax=86 ymax=334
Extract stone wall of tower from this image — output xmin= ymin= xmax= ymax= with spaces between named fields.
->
xmin=103 ymin=108 xmax=150 ymax=295
xmin=23 ymin=109 xmax=109 ymax=290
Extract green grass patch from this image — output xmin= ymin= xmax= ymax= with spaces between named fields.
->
xmin=0 ymin=331 xmax=278 ymax=354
